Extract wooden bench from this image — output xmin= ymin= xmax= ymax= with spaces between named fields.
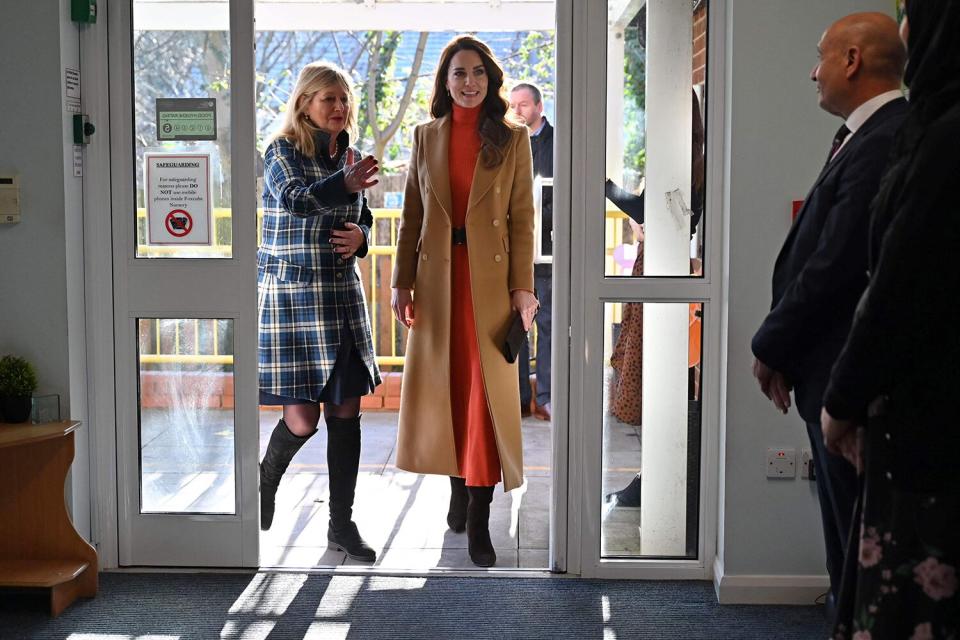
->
xmin=0 ymin=421 xmax=98 ymax=616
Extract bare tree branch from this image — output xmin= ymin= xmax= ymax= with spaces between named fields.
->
xmin=379 ymin=32 xmax=428 ymax=150
xmin=365 ymin=31 xmax=384 ymax=140
xmin=332 ymin=32 xmax=346 ymax=69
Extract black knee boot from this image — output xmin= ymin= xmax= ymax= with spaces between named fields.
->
xmin=260 ymin=418 xmax=314 ymax=531
xmin=466 ymin=485 xmax=496 ymax=567
xmin=326 ymin=415 xmax=376 ymax=562
xmin=447 ymin=477 xmax=468 ymax=533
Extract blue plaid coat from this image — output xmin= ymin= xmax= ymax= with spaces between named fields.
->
xmin=258 ymin=132 xmax=381 ymax=401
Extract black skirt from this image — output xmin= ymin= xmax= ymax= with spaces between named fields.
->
xmin=258 ymin=326 xmax=375 ymax=406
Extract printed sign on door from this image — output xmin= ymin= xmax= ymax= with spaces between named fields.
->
xmin=145 ymin=153 xmax=212 ymax=246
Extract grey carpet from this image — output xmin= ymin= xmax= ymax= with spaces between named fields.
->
xmin=0 ymin=572 xmax=828 ymax=639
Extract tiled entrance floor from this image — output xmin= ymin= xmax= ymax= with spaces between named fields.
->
xmin=259 ymin=410 xmax=554 ymax=570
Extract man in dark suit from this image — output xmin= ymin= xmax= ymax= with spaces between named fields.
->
xmin=510 ymin=82 xmax=554 ymax=420
xmin=751 ymin=12 xmax=907 ymax=607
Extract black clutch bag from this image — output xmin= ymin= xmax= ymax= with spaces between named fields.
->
xmin=502 ymin=311 xmax=530 ymax=363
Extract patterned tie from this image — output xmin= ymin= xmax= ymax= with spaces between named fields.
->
xmin=826 ymin=124 xmax=851 ymax=165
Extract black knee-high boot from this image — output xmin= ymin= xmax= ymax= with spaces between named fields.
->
xmin=466 ymin=485 xmax=496 ymax=567
xmin=326 ymin=415 xmax=376 ymax=562
xmin=260 ymin=418 xmax=314 ymax=531
xmin=447 ymin=477 xmax=468 ymax=532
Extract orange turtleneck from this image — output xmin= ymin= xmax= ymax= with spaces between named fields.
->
xmin=449 ymin=103 xmax=482 ymax=227
xmin=447 ymin=102 xmax=502 ymax=487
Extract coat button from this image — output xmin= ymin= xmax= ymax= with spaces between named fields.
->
xmin=338 ymin=258 xmax=345 ymax=264
xmin=885 ymin=471 xmax=893 ymax=480
xmin=495 ymin=185 xmax=501 ymax=194
xmin=492 ymin=219 xmax=500 ymax=227
xmin=494 ymin=254 xmax=502 ymax=263
xmin=422 ymin=253 xmax=428 ymax=261
xmin=336 ymin=272 xmax=343 ymax=279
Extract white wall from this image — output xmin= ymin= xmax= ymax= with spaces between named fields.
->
xmin=716 ymin=0 xmax=890 ymax=603
xmin=0 ymin=0 xmax=90 ymax=539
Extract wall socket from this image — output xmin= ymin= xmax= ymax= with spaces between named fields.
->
xmin=800 ymin=448 xmax=814 ymax=480
xmin=766 ymin=447 xmax=796 ymax=478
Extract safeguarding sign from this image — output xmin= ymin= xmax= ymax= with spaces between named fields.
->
xmin=145 ymin=153 xmax=212 ymax=246
xmin=156 ymin=98 xmax=217 ymax=141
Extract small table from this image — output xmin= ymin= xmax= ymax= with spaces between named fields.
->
xmin=0 ymin=421 xmax=98 ymax=616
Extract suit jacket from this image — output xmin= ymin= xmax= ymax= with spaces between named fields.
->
xmin=531 ymin=119 xmax=553 ymax=267
xmin=752 ymin=97 xmax=907 ymax=423
xmin=391 ymin=116 xmax=535 ymax=491
xmin=531 ymin=118 xmax=553 ymax=179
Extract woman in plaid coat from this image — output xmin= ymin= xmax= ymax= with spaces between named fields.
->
xmin=257 ymin=61 xmax=381 ymax=562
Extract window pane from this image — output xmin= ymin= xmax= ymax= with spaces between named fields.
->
xmin=138 ymin=318 xmax=236 ymax=514
xmin=604 ymin=0 xmax=707 ymax=277
xmin=601 ymin=302 xmax=702 ymax=558
xmin=133 ymin=1 xmax=233 ymax=258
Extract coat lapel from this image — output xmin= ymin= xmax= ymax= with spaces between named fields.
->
xmin=466 ymin=155 xmax=503 ymax=218
xmin=425 ymin=116 xmax=453 ymax=220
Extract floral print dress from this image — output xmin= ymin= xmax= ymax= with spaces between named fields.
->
xmin=833 ymin=419 xmax=959 ymax=640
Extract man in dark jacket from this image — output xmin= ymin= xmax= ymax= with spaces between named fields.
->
xmin=511 ymin=82 xmax=553 ymax=420
xmin=751 ymin=12 xmax=907 ymax=609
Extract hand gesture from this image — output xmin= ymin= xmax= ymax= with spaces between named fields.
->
xmin=330 ymin=222 xmax=364 ymax=259
xmin=511 ymin=290 xmax=539 ymax=331
xmin=391 ymin=288 xmax=415 ymax=328
xmin=343 ymin=148 xmax=379 ymax=193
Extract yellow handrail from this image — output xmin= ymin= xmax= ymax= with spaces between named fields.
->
xmin=135 ymin=206 xmax=635 ymax=368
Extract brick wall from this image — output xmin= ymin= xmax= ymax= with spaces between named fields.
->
xmin=693 ymin=3 xmax=707 ymax=85
xmin=139 ymin=370 xmax=403 ymax=411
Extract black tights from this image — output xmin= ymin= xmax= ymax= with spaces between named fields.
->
xmin=283 ymin=397 xmax=361 ymax=437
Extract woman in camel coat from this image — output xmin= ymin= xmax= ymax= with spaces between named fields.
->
xmin=391 ymin=35 xmax=537 ymax=567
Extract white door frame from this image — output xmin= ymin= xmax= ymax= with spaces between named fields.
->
xmin=548 ymin=0 xmax=574 ymax=575
xmin=107 ymin=0 xmax=259 ymax=567
xmin=80 ymin=0 xmax=120 ymax=569
xmin=81 ymin=0 xmax=724 ymax=575
xmin=564 ymin=0 xmax=725 ymax=579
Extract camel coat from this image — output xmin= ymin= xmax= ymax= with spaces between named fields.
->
xmin=391 ymin=116 xmax=535 ymax=491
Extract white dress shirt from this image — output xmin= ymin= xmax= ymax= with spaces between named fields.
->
xmin=834 ymin=89 xmax=904 ymax=156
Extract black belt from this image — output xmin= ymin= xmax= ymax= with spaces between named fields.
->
xmin=452 ymin=227 xmax=467 ymax=245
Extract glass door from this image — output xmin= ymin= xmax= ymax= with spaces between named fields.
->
xmin=112 ymin=0 xmax=259 ymax=566
xmin=568 ymin=0 xmax=720 ymax=577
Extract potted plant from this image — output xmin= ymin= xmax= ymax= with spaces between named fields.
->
xmin=0 ymin=355 xmax=38 ymax=423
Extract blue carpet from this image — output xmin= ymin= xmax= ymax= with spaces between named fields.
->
xmin=0 ymin=572 xmax=829 ymax=639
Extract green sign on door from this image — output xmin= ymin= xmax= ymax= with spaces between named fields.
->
xmin=156 ymin=98 xmax=217 ymax=141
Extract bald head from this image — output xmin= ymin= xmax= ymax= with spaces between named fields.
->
xmin=812 ymin=12 xmax=905 ymax=117
xmin=826 ymin=12 xmax=906 ymax=83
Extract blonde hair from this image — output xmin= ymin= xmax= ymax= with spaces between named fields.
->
xmin=270 ymin=61 xmax=358 ymax=157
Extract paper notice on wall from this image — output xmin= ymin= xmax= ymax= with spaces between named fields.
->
xmin=73 ymin=146 xmax=83 ymax=177
xmin=65 ymin=68 xmax=81 ymax=113
xmin=145 ymin=153 xmax=212 ymax=245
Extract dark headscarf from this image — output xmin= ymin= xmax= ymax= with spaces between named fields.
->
xmin=903 ymin=0 xmax=960 ymax=108
xmin=867 ymin=0 xmax=960 ymax=260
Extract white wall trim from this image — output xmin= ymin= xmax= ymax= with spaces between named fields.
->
xmin=713 ymin=556 xmax=828 ymax=605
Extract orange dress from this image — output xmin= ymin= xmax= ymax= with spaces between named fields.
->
xmin=448 ymin=103 xmax=502 ymax=487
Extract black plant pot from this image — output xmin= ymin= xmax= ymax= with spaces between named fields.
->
xmin=0 ymin=396 xmax=32 ymax=423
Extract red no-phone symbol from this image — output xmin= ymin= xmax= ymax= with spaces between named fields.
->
xmin=165 ymin=209 xmax=193 ymax=237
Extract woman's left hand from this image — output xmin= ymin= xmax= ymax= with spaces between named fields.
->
xmin=511 ymin=289 xmax=539 ymax=331
xmin=821 ymin=407 xmax=863 ymax=473
xmin=330 ymin=222 xmax=364 ymax=258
